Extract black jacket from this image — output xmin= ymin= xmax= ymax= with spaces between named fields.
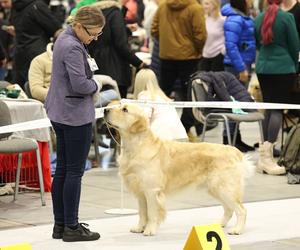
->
xmin=11 ymin=0 xmax=61 ymax=71
xmin=0 ymin=42 xmax=5 ymax=61
xmin=88 ymin=1 xmax=142 ymax=88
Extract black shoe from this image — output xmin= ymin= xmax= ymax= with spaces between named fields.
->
xmin=273 ymin=147 xmax=281 ymax=158
xmin=235 ymin=140 xmax=255 ymax=152
xmin=223 ymin=136 xmax=249 ymax=153
xmin=235 ymin=133 xmax=255 ymax=152
xmin=52 ymin=223 xmax=64 ymax=239
xmin=62 ymin=223 xmax=100 ymax=242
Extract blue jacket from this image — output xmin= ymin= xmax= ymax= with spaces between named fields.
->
xmin=45 ymin=26 xmax=98 ymax=126
xmin=221 ymin=4 xmax=256 ymax=72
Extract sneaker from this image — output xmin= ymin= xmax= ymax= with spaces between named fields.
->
xmin=62 ymin=223 xmax=100 ymax=242
xmin=52 ymin=224 xmax=64 ymax=239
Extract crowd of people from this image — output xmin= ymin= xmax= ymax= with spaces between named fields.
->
xmin=0 ymin=0 xmax=299 ymax=243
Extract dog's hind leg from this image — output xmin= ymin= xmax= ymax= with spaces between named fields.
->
xmin=130 ymin=194 xmax=148 ymax=233
xmin=208 ymin=189 xmax=234 ymax=228
xmin=216 ymin=190 xmax=246 ymax=235
xmin=143 ymin=190 xmax=166 ymax=236
xmin=229 ymin=201 xmax=246 ymax=235
xmin=219 ymin=200 xmax=234 ymax=228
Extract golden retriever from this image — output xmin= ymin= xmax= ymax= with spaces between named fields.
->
xmin=105 ymin=101 xmax=253 ymax=236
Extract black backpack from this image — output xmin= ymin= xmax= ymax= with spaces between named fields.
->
xmin=278 ymin=123 xmax=300 ymax=174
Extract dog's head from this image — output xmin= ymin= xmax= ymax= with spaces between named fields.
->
xmin=105 ymin=101 xmax=149 ymax=134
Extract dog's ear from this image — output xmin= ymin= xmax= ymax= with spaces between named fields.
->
xmin=129 ymin=117 xmax=148 ymax=134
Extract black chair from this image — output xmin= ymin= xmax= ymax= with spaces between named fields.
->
xmin=191 ymin=76 xmax=265 ymax=145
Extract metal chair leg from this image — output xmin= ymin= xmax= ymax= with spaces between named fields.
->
xmin=93 ymin=122 xmax=100 ymax=165
xmin=14 ymin=153 xmax=22 ymax=201
xmin=224 ymin=117 xmax=232 ymax=145
xmin=232 ymin=122 xmax=239 ymax=146
xmin=201 ymin=119 xmax=208 ymax=142
xmin=258 ymin=120 xmax=264 ymax=144
xmin=35 ymin=148 xmax=46 ymax=206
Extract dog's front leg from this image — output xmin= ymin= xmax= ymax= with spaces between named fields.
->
xmin=143 ymin=190 xmax=164 ymax=236
xmin=130 ymin=194 xmax=148 ymax=233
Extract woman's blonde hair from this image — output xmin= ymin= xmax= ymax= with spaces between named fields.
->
xmin=133 ymin=69 xmax=171 ymax=101
xmin=73 ymin=6 xmax=105 ymax=29
xmin=203 ymin=0 xmax=221 ymax=18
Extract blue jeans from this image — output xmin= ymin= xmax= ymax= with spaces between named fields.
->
xmin=0 ymin=68 xmax=6 ymax=80
xmin=51 ymin=121 xmax=92 ymax=226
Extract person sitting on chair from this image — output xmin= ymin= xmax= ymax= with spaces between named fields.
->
xmin=28 ymin=29 xmax=64 ymax=103
xmin=133 ymin=69 xmax=188 ymax=141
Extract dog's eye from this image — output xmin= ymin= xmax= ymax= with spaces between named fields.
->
xmin=122 ymin=107 xmax=128 ymax=113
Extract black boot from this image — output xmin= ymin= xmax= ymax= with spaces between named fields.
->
xmin=62 ymin=223 xmax=100 ymax=242
xmin=235 ymin=133 xmax=255 ymax=152
xmin=223 ymin=135 xmax=248 ymax=152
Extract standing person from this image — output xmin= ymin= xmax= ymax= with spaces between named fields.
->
xmin=221 ymin=0 xmax=256 ymax=152
xmin=87 ymin=0 xmax=144 ymax=98
xmin=133 ymin=69 xmax=188 ymax=141
xmin=281 ymin=0 xmax=300 ymax=40
xmin=0 ymin=41 xmax=6 ymax=80
xmin=11 ymin=0 xmax=61 ymax=88
xmin=151 ymin=0 xmax=207 ymax=135
xmin=281 ymin=0 xmax=300 ymax=73
xmin=255 ymin=0 xmax=299 ymax=175
xmin=44 ymin=6 xmax=105 ymax=242
xmin=198 ymin=0 xmax=225 ymax=72
xmin=0 ymin=0 xmax=14 ymax=81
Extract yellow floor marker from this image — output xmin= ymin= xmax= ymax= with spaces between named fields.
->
xmin=183 ymin=224 xmax=230 ymax=250
xmin=0 ymin=243 xmax=32 ymax=250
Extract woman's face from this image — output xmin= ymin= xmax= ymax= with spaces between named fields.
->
xmin=246 ymin=0 xmax=253 ymax=10
xmin=202 ymin=0 xmax=215 ymax=15
xmin=76 ymin=23 xmax=103 ymax=45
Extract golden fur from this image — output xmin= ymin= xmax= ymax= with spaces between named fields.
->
xmin=105 ymin=101 xmax=251 ymax=236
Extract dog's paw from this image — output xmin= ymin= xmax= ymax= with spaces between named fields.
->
xmin=143 ymin=225 xmax=157 ymax=236
xmin=220 ymin=218 xmax=229 ymax=228
xmin=130 ymin=226 xmax=144 ymax=233
xmin=228 ymin=227 xmax=242 ymax=235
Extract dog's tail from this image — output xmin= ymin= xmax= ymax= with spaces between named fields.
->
xmin=239 ymin=154 xmax=256 ymax=179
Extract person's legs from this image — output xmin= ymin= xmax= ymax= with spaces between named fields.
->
xmin=160 ymin=59 xmax=178 ymax=96
xmin=210 ymin=53 xmax=224 ymax=72
xmin=223 ymin=65 xmax=253 ymax=151
xmin=63 ymin=123 xmax=92 ymax=227
xmin=51 ymin=122 xmax=67 ymax=226
xmin=58 ymin=122 xmax=100 ymax=242
xmin=177 ymin=59 xmax=199 ymax=132
xmin=267 ymin=110 xmax=283 ymax=143
xmin=198 ymin=57 xmax=211 ymax=71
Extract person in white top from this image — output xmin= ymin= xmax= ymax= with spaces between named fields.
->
xmin=133 ymin=69 xmax=188 ymax=141
xmin=142 ymin=0 xmax=159 ymax=53
xmin=198 ymin=0 xmax=225 ymax=71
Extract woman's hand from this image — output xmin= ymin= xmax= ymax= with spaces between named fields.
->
xmin=4 ymin=25 xmax=15 ymax=36
xmin=239 ymin=70 xmax=249 ymax=83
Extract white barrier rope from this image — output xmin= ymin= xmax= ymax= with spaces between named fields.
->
xmin=121 ymin=99 xmax=300 ymax=110
xmin=0 ymin=100 xmax=299 ymax=135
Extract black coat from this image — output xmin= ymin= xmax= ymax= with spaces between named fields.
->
xmin=11 ymin=0 xmax=61 ymax=71
xmin=0 ymin=42 xmax=5 ymax=61
xmin=88 ymin=2 xmax=142 ymax=88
